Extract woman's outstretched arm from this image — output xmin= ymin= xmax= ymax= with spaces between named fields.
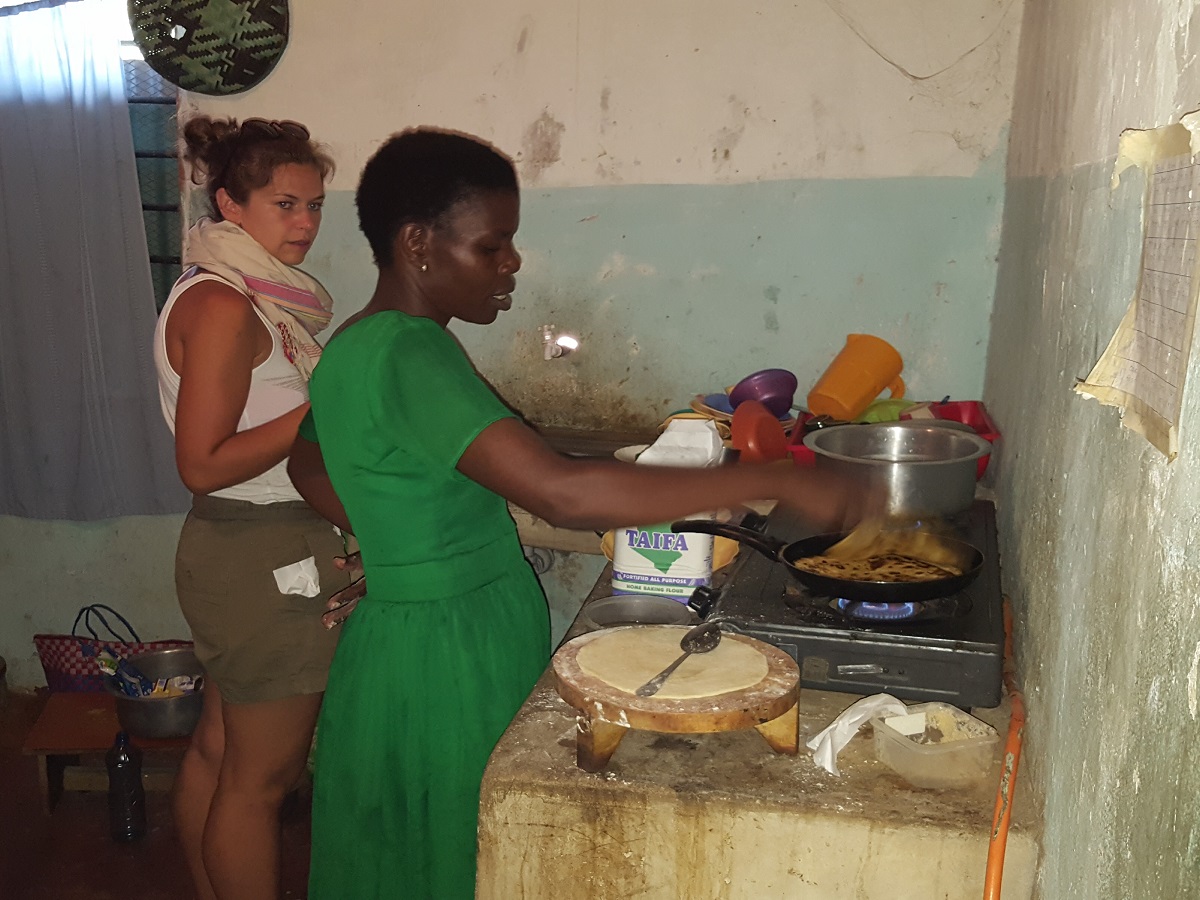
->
xmin=457 ymin=418 xmax=867 ymax=533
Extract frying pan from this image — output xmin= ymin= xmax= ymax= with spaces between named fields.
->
xmin=671 ymin=520 xmax=983 ymax=603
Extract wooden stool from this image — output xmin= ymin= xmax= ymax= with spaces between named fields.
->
xmin=21 ymin=692 xmax=189 ymax=813
xmin=552 ymin=629 xmax=800 ymax=772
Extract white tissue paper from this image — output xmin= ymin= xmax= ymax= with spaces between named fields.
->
xmin=636 ymin=419 xmax=724 ymax=467
xmin=272 ymin=556 xmax=321 ymax=598
xmin=806 ymin=693 xmax=909 ymax=776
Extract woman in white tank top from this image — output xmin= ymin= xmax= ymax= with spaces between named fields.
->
xmin=156 ymin=114 xmax=357 ymax=900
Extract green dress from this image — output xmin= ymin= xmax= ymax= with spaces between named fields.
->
xmin=303 ymin=311 xmax=550 ymax=900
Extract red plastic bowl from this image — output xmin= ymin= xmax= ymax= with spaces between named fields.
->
xmin=729 ymin=368 xmax=798 ymax=419
xmin=732 ymin=401 xmax=789 ymax=464
xmin=900 ymin=401 xmax=999 ymax=480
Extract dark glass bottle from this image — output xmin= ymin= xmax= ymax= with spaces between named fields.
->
xmin=106 ymin=730 xmax=146 ymax=842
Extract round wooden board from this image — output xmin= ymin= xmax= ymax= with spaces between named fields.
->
xmin=552 ymin=627 xmax=799 ymax=734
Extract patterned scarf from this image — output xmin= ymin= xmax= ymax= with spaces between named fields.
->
xmin=182 ymin=219 xmax=334 ymax=381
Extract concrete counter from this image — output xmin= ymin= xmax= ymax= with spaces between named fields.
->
xmin=477 ymin=569 xmax=1040 ymax=899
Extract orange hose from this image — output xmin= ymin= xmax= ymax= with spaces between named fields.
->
xmin=983 ymin=597 xmax=1026 ymax=900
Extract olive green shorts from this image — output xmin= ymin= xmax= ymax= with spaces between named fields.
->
xmin=175 ymin=495 xmax=349 ymax=705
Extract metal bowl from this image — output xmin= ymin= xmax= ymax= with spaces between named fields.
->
xmin=580 ymin=595 xmax=700 ymax=630
xmin=104 ymin=648 xmax=204 ymax=739
xmin=803 ymin=423 xmax=992 ymax=518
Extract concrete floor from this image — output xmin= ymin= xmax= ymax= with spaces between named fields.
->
xmin=0 ymin=690 xmax=312 ymax=900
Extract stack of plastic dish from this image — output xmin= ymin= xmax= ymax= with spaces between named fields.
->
xmin=728 ymin=368 xmax=798 ymax=418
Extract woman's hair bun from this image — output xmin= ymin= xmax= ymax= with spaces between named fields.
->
xmin=179 ymin=114 xmax=333 ymax=220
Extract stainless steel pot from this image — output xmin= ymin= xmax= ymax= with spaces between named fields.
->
xmin=803 ymin=423 xmax=992 ymax=518
xmin=104 ymin=648 xmax=204 ymax=739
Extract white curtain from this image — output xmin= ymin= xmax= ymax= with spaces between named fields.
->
xmin=0 ymin=0 xmax=187 ymax=518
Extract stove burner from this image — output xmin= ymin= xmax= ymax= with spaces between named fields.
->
xmin=782 ymin=584 xmax=966 ymax=623
xmin=834 ymin=598 xmax=921 ymax=621
xmin=707 ymin=500 xmax=1004 ymax=708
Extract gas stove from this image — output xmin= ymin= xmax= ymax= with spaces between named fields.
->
xmin=690 ymin=500 xmax=1004 ymax=708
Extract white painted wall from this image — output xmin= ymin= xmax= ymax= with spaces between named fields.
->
xmin=989 ymin=1 xmax=1200 ymax=897
xmin=187 ymin=0 xmax=1019 ymax=187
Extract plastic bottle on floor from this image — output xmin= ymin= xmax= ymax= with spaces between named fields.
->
xmin=106 ymin=730 xmax=146 ymax=842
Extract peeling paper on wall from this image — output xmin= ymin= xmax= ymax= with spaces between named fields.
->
xmin=1076 ymin=113 xmax=1200 ymax=460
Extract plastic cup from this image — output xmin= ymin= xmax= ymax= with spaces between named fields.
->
xmin=807 ymin=334 xmax=905 ymax=422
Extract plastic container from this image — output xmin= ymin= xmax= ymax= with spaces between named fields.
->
xmin=857 ymin=398 xmax=917 ymax=423
xmin=730 ymin=400 xmax=789 ymax=463
xmin=900 ymin=400 xmax=1000 ymax=479
xmin=601 ymin=530 xmax=739 ymax=572
xmin=807 ymin=334 xmax=905 ymax=421
xmin=729 ymin=368 xmax=798 ymax=418
xmin=871 ymin=702 xmax=999 ymax=789
xmin=787 ymin=412 xmax=832 ymax=467
xmin=106 ymin=731 xmax=146 ymax=842
xmin=902 ymin=400 xmax=997 ymax=433
xmin=611 ymin=420 xmax=721 ymax=599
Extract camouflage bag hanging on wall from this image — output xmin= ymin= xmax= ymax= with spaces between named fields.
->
xmin=128 ymin=0 xmax=289 ymax=96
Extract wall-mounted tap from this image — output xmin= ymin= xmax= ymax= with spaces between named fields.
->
xmin=542 ymin=324 xmax=580 ymax=360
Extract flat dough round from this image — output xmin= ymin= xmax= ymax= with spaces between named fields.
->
xmin=576 ymin=626 xmax=768 ymax=699
xmin=791 ymin=553 xmax=959 ymax=583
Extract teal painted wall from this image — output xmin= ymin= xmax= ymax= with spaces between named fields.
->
xmin=306 ymin=172 xmax=1005 ymax=430
xmin=1 ymin=514 xmax=189 ymax=686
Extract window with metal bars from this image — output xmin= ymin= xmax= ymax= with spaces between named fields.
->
xmin=121 ymin=55 xmax=180 ymax=312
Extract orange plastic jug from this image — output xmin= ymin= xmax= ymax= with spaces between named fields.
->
xmin=806 ymin=334 xmax=905 ymax=421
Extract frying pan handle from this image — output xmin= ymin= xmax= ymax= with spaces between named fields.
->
xmin=687 ymin=585 xmax=719 ymax=618
xmin=671 ymin=519 xmax=788 ymax=560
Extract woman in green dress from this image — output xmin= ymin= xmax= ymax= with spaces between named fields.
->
xmin=288 ymin=129 xmax=864 ymax=900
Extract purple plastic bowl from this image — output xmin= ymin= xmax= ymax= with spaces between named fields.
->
xmin=729 ymin=368 xmax=798 ymax=418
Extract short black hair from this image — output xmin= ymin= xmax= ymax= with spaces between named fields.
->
xmin=356 ymin=128 xmax=519 ymax=267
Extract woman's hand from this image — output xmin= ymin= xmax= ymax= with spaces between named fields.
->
xmin=775 ymin=465 xmax=887 ymax=534
xmin=322 ymin=551 xmax=364 ymax=629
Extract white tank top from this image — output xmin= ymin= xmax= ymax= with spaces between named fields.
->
xmin=153 ymin=270 xmax=308 ymax=504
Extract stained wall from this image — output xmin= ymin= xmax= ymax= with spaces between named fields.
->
xmin=987 ymin=1 xmax=1200 ymax=896
xmin=5 ymin=1 xmax=1020 ymax=695
xmin=188 ymin=0 xmax=1020 ymax=427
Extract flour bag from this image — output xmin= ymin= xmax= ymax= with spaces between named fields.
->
xmin=611 ymin=420 xmax=723 ymax=600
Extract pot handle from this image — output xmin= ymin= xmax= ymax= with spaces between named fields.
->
xmin=672 ymin=519 xmax=787 ymax=560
